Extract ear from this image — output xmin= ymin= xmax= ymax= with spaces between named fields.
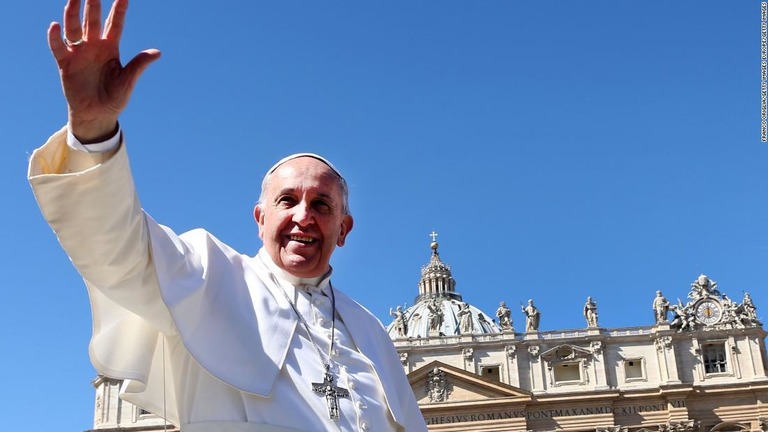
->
xmin=253 ymin=204 xmax=265 ymax=240
xmin=336 ymin=215 xmax=354 ymax=247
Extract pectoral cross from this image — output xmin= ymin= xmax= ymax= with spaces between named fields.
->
xmin=312 ymin=366 xmax=350 ymax=420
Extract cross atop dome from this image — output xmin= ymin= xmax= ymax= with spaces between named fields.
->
xmin=430 ymin=231 xmax=440 ymax=254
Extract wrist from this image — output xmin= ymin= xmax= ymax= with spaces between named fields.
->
xmin=68 ymin=115 xmax=120 ymax=144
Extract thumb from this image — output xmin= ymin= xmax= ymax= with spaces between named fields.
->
xmin=123 ymin=48 xmax=162 ymax=92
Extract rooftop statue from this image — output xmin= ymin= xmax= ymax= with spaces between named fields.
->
xmin=741 ymin=292 xmax=759 ymax=323
xmin=584 ymin=296 xmax=599 ymax=328
xmin=522 ymin=299 xmax=541 ymax=332
xmin=496 ymin=301 xmax=513 ymax=331
xmin=389 ymin=305 xmax=408 ymax=338
xmin=652 ymin=290 xmax=670 ymax=323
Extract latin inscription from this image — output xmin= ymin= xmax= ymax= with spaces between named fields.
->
xmin=424 ymin=401 xmax=686 ymax=425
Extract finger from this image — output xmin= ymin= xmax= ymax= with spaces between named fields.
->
xmin=103 ymin=0 xmax=128 ymax=41
xmin=63 ymin=0 xmax=83 ymax=41
xmin=48 ymin=22 xmax=68 ymax=63
xmin=83 ymin=0 xmax=103 ymax=40
xmin=122 ymin=49 xmax=162 ymax=90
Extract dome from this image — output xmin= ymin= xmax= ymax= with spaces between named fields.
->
xmin=387 ymin=298 xmax=500 ymax=339
xmin=386 ymin=234 xmax=501 ymax=339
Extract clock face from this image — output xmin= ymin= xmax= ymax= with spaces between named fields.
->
xmin=695 ymin=300 xmax=722 ymax=325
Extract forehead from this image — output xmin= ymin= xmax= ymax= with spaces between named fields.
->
xmin=267 ymin=157 xmax=342 ymax=194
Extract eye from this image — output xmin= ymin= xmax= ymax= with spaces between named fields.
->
xmin=312 ymin=199 xmax=333 ymax=214
xmin=276 ymin=195 xmax=297 ymax=207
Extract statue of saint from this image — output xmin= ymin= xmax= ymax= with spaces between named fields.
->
xmin=427 ymin=298 xmax=444 ymax=334
xmin=457 ymin=303 xmax=473 ymax=334
xmin=496 ymin=301 xmax=513 ymax=331
xmin=389 ymin=305 xmax=408 ymax=337
xmin=583 ymin=296 xmax=598 ymax=327
xmin=652 ymin=290 xmax=670 ymax=323
xmin=740 ymin=292 xmax=759 ymax=324
xmin=521 ymin=299 xmax=540 ymax=332
xmin=722 ymin=294 xmax=739 ymax=325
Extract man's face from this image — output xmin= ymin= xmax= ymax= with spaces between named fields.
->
xmin=254 ymin=157 xmax=353 ymax=278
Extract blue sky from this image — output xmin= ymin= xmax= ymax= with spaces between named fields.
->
xmin=3 ymin=1 xmax=767 ymax=430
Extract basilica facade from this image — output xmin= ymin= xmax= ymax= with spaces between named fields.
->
xmin=386 ymin=240 xmax=768 ymax=432
xmin=87 ymin=240 xmax=768 ymax=432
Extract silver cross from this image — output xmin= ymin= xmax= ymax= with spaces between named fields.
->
xmin=312 ymin=366 xmax=350 ymax=420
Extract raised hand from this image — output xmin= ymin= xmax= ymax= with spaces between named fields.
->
xmin=47 ymin=0 xmax=161 ymax=142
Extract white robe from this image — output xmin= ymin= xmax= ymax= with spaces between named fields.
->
xmin=28 ymin=128 xmax=426 ymax=432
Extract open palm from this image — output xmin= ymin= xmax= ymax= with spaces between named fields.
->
xmin=48 ymin=0 xmax=160 ymax=142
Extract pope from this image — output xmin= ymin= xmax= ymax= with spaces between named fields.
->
xmin=28 ymin=0 xmax=427 ymax=430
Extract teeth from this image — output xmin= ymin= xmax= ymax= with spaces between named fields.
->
xmin=290 ymin=235 xmax=315 ymax=243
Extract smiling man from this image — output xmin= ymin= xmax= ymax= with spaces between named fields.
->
xmin=28 ymin=0 xmax=426 ymax=431
xmin=255 ymin=154 xmax=354 ymax=279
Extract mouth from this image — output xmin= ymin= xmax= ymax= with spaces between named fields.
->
xmin=288 ymin=235 xmax=316 ymax=244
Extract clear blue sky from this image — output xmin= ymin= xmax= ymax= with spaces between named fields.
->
xmin=3 ymin=1 xmax=766 ymax=430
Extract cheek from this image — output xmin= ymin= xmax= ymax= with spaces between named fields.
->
xmin=256 ymin=215 xmax=278 ymax=241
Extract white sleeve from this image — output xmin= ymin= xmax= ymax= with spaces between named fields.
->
xmin=67 ymin=123 xmax=122 ymax=153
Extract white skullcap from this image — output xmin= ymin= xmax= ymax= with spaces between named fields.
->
xmin=266 ymin=153 xmax=344 ymax=179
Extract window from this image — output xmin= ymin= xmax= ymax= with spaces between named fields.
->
xmin=702 ymin=343 xmax=727 ymax=374
xmin=481 ymin=365 xmax=500 ymax=382
xmin=133 ymin=405 xmax=159 ymax=423
xmin=137 ymin=407 xmax=158 ymax=418
xmin=553 ymin=362 xmax=581 ymax=383
xmin=624 ymin=358 xmax=644 ymax=380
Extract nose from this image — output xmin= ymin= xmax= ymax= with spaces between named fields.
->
xmin=292 ymin=201 xmax=314 ymax=226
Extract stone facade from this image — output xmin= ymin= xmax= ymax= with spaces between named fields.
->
xmin=87 ymin=376 xmax=177 ymax=432
xmin=396 ymin=322 xmax=768 ymax=431
xmin=386 ymin=240 xmax=768 ymax=431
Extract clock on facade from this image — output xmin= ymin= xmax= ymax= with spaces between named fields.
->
xmin=695 ymin=299 xmax=723 ymax=326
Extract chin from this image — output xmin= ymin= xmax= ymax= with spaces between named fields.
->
xmin=282 ymin=256 xmax=323 ymax=277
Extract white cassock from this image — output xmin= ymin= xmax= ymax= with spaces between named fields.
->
xmin=28 ymin=128 xmax=427 ymax=432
